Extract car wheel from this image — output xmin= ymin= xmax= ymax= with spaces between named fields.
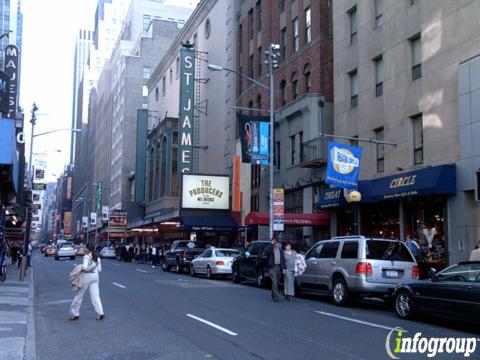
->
xmin=395 ymin=290 xmax=414 ymax=319
xmin=256 ymin=269 xmax=266 ymax=288
xmin=206 ymin=266 xmax=213 ymax=280
xmin=332 ymin=277 xmax=351 ymax=306
xmin=190 ymin=264 xmax=197 ymax=277
xmin=176 ymin=262 xmax=183 ymax=274
xmin=70 ymin=256 xmax=75 ymax=260
xmin=161 ymin=262 xmax=171 ymax=272
xmin=54 ymin=256 xmax=59 ymax=260
xmin=232 ymin=266 xmax=241 ymax=283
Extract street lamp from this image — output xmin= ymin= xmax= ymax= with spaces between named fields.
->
xmin=208 ymin=43 xmax=279 ymax=240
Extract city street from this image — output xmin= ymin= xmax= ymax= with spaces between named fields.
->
xmin=32 ymin=253 xmax=478 ymax=360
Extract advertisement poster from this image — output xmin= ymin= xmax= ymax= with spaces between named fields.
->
xmin=237 ymin=113 xmax=270 ymax=165
xmin=326 ymin=141 xmax=362 ymax=190
xmin=182 ymin=174 xmax=229 ymax=210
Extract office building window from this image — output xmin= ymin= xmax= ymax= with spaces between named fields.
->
xmin=412 ymin=114 xmax=423 ymax=164
xmin=350 ymin=135 xmax=359 ymax=147
xmin=299 ymin=131 xmax=304 ymax=162
xmin=275 ymin=141 xmax=281 ymax=169
xmin=248 ymin=9 xmax=254 ymax=40
xmin=280 ymin=27 xmax=287 ymax=60
xmin=248 ymin=54 xmax=254 ymax=78
xmin=256 ymin=0 xmax=262 ymax=31
xmin=143 ymin=67 xmax=151 ymax=79
xmin=349 ymin=69 xmax=358 ymax=108
xmin=290 ymin=135 xmax=296 ymax=165
xmin=256 ymin=94 xmax=262 ymax=112
xmin=170 ymin=68 xmax=173 ymax=83
xmin=142 ymin=85 xmax=148 ymax=97
xmin=176 ymin=57 xmax=180 ymax=76
xmin=374 ymin=55 xmax=383 ymax=97
xmin=257 ymin=46 xmax=262 ymax=77
xmin=143 ymin=15 xmax=151 ymax=31
xmin=305 ymin=7 xmax=311 ymax=44
xmin=304 ymin=63 xmax=312 ymax=92
xmin=280 ymin=0 xmax=286 ymax=12
xmin=280 ymin=79 xmax=287 ymax=105
xmin=411 ymin=35 xmax=422 ymax=80
xmin=375 ymin=127 xmax=385 ymax=173
xmin=248 ymin=100 xmax=254 ymax=115
xmin=348 ymin=6 xmax=357 ymax=44
xmin=374 ymin=0 xmax=383 ymax=29
xmin=292 ymin=18 xmax=299 ymax=53
xmin=285 ymin=189 xmax=303 ymax=214
xmin=162 ymin=76 xmax=166 ymax=95
xmin=291 ymin=72 xmax=299 ymax=99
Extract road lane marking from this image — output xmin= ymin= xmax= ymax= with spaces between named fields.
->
xmin=44 ymin=299 xmax=71 ymax=305
xmin=314 ymin=311 xmax=404 ymax=332
xmin=186 ymin=314 xmax=238 ymax=336
xmin=113 ymin=264 xmax=119 ymax=266
xmin=136 ymin=269 xmax=148 ymax=273
xmin=112 ymin=282 xmax=126 ymax=289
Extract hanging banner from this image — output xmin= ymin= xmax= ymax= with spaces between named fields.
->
xmin=96 ymin=182 xmax=103 ymax=211
xmin=90 ymin=212 xmax=97 ymax=226
xmin=232 ymin=155 xmax=241 ymax=212
xmin=237 ymin=113 xmax=269 ymax=165
xmin=102 ymin=206 xmax=109 ymax=223
xmin=4 ymin=45 xmax=18 ymax=119
xmin=0 ymin=71 xmax=9 ymax=115
xmin=326 ymin=141 xmax=362 ymax=190
xmin=178 ymin=46 xmax=195 ymax=175
xmin=64 ymin=212 xmax=72 ymax=236
xmin=273 ymin=188 xmax=284 ymax=232
xmin=66 ymin=177 xmax=72 ymax=200
xmin=82 ymin=216 xmax=88 ymax=228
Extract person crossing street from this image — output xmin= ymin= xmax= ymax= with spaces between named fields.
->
xmin=264 ymin=238 xmax=286 ymax=302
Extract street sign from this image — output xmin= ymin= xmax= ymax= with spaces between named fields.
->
xmin=90 ymin=212 xmax=97 ymax=226
xmin=102 ymin=206 xmax=109 ymax=223
xmin=33 ymin=183 xmax=46 ymax=191
xmin=273 ymin=188 xmax=284 ymax=232
xmin=32 ymin=217 xmax=39 ymax=221
xmin=82 ymin=216 xmax=88 ymax=228
xmin=32 ymin=203 xmax=41 ymax=210
xmin=96 ymin=182 xmax=103 ymax=211
xmin=35 ymin=169 xmax=45 ymax=179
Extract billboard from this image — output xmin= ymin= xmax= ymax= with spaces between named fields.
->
xmin=4 ymin=45 xmax=18 ymax=118
xmin=64 ymin=212 xmax=72 ymax=236
xmin=109 ymin=210 xmax=127 ymax=229
xmin=181 ymin=174 xmax=229 ymax=210
xmin=237 ymin=113 xmax=269 ymax=165
xmin=326 ymin=141 xmax=362 ymax=190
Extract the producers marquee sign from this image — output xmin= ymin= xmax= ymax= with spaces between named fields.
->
xmin=178 ymin=46 xmax=195 ymax=175
xmin=182 ymin=174 xmax=229 ymax=210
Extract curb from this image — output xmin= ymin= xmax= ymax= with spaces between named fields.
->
xmin=25 ymin=266 xmax=36 ymax=360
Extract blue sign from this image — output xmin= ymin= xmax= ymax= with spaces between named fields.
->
xmin=0 ymin=119 xmax=15 ymax=165
xmin=237 ymin=113 xmax=270 ymax=166
xmin=326 ymin=141 xmax=362 ymax=189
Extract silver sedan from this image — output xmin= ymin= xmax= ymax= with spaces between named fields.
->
xmin=190 ymin=248 xmax=240 ymax=279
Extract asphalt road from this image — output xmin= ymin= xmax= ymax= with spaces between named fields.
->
xmin=32 ymin=253 xmax=479 ymax=360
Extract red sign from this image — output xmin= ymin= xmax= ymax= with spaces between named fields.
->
xmin=64 ymin=212 xmax=72 ymax=236
xmin=245 ymin=212 xmax=330 ymax=227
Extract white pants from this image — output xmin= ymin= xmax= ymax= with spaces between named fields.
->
xmin=70 ymin=273 xmax=104 ymax=316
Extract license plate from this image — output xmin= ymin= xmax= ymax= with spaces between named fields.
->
xmin=385 ymin=270 xmax=398 ymax=278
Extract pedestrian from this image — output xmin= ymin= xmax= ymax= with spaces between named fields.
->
xmin=282 ymin=242 xmax=297 ymax=303
xmin=10 ymin=244 xmax=17 ymax=265
xmin=17 ymin=248 xmax=23 ymax=269
xmin=469 ymin=241 xmax=480 ymax=261
xmin=69 ymin=244 xmax=105 ymax=321
xmin=151 ymin=244 xmax=157 ymax=268
xmin=264 ymin=238 xmax=286 ymax=302
xmin=128 ymin=244 xmax=134 ymax=262
xmin=405 ymin=233 xmax=422 ymax=260
xmin=27 ymin=242 xmax=32 ymax=267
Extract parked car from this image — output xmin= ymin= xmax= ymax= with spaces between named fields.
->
xmin=394 ymin=261 xmax=480 ymax=323
xmin=162 ymin=240 xmax=205 ymax=273
xmin=44 ymin=245 xmax=56 ymax=257
xmin=296 ymin=236 xmax=419 ymax=306
xmin=231 ymin=241 xmax=271 ymax=287
xmin=190 ymin=248 xmax=240 ymax=279
xmin=100 ymin=247 xmax=116 ymax=259
xmin=54 ymin=242 xmax=76 ymax=260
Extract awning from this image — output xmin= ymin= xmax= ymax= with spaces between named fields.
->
xmin=181 ymin=215 xmax=238 ymax=231
xmin=318 ymin=188 xmax=347 ymax=209
xmin=245 ymin=212 xmax=330 ymax=227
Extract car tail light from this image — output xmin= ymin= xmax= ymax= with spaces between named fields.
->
xmin=215 ymin=260 xmax=225 ymax=265
xmin=411 ymin=265 xmax=419 ymax=280
xmin=355 ymin=262 xmax=372 ymax=277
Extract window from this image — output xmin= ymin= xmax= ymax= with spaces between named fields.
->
xmin=176 ymin=57 xmax=180 ymax=76
xmin=306 ymin=243 xmax=324 ymax=259
xmin=161 ymin=137 xmax=167 ymax=196
xmin=142 ymin=85 xmax=148 ymax=97
xmin=349 ymin=69 xmax=358 ymax=108
xmin=248 ymin=9 xmax=254 ymax=40
xmin=143 ymin=67 xmax=151 ymax=79
xmin=256 ymin=0 xmax=262 ymax=31
xmin=248 ymin=100 xmax=253 ymax=115
xmin=280 ymin=0 xmax=286 ymax=13
xmin=412 ymin=114 xmax=423 ymax=164
xmin=290 ymin=134 xmax=296 ymax=165
xmin=169 ymin=68 xmax=173 ymax=83
xmin=305 ymin=7 xmax=311 ymax=44
xmin=143 ymin=15 xmax=151 ymax=31
xmin=285 ymin=189 xmax=303 ymax=213
xmin=280 ymin=27 xmax=287 ymax=60
xmin=141 ymin=103 xmax=148 ymax=110
xmin=204 ymin=18 xmax=211 ymax=39
xmin=366 ymin=240 xmax=414 ymax=262
xmin=291 ymin=72 xmax=299 ymax=99
xmin=280 ymin=79 xmax=287 ymax=105
xmin=348 ymin=6 xmax=357 ymax=43
xmin=436 ymin=263 xmax=480 ymax=283
xmin=155 ymin=87 xmax=159 ymax=101
xmin=248 ymin=54 xmax=254 ymax=78
xmin=350 ymin=135 xmax=359 ymax=147
xmin=319 ymin=241 xmax=340 ymax=259
xmin=304 ymin=63 xmax=311 ymax=92
xmin=154 ymin=144 xmax=160 ymax=199
xmin=162 ymin=76 xmax=166 ymax=95
xmin=292 ymin=18 xmax=299 ymax=53
xmin=275 ymin=141 xmax=281 ymax=169
xmin=299 ymin=131 xmax=304 ymax=162
xmin=374 ymin=55 xmax=383 ymax=97
xmin=257 ymin=47 xmax=262 ymax=77
xmin=256 ymin=94 xmax=262 ymax=112
xmin=375 ymin=127 xmax=385 ymax=173
xmin=341 ymin=242 xmax=359 ymax=259
xmin=411 ymin=35 xmax=422 ymax=80
xmin=374 ymin=0 xmax=383 ymax=29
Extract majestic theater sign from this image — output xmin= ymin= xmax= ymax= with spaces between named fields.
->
xmin=182 ymin=174 xmax=229 ymax=210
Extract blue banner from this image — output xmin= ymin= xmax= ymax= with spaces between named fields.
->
xmin=237 ymin=113 xmax=270 ymax=165
xmin=326 ymin=141 xmax=362 ymax=189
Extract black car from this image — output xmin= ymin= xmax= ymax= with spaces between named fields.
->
xmin=394 ymin=261 xmax=480 ymax=323
xmin=162 ymin=240 xmax=205 ymax=274
xmin=231 ymin=241 xmax=271 ymax=287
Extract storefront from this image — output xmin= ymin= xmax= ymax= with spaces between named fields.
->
xmin=320 ymin=164 xmax=456 ymax=274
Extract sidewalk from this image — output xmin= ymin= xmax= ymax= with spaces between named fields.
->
xmin=0 ymin=263 xmax=36 ymax=360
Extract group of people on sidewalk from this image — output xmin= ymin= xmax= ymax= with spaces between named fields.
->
xmin=116 ymin=243 xmax=167 ymax=266
xmin=6 ymin=242 xmax=33 ymax=268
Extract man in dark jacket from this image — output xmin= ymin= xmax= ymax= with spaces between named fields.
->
xmin=263 ymin=238 xmax=286 ymax=302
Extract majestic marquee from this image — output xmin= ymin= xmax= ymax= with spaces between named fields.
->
xmin=182 ymin=174 xmax=229 ymax=210
xmin=178 ymin=46 xmax=195 ymax=175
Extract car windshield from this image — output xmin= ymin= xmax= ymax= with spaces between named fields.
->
xmin=365 ymin=240 xmax=414 ymax=262
xmin=61 ymin=243 xmax=74 ymax=248
xmin=215 ymin=250 xmax=239 ymax=257
xmin=436 ymin=263 xmax=480 ymax=282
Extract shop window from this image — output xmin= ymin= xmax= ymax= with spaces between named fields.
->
xmin=410 ymin=34 xmax=422 ymax=80
xmin=375 ymin=127 xmax=385 ymax=173
xmin=412 ymin=114 xmax=423 ymax=164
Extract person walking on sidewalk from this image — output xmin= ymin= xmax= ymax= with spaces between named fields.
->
xmin=69 ymin=244 xmax=105 ymax=321
xmin=282 ymin=242 xmax=297 ymax=303
xmin=151 ymin=244 xmax=158 ymax=268
xmin=264 ymin=238 xmax=285 ymax=302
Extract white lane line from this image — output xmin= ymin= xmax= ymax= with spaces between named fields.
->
xmin=136 ymin=269 xmax=148 ymax=273
xmin=314 ymin=311 xmax=403 ymax=332
xmin=113 ymin=263 xmax=120 ymax=266
xmin=112 ymin=282 xmax=126 ymax=289
xmin=186 ymin=314 xmax=238 ymax=336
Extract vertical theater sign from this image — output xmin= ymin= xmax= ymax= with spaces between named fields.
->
xmin=4 ymin=45 xmax=19 ymax=119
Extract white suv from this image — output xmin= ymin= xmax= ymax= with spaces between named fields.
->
xmin=54 ymin=242 xmax=76 ymax=260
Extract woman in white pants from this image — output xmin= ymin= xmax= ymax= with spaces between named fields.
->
xmin=69 ymin=244 xmax=105 ymax=320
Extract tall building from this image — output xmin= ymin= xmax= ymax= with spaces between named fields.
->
xmin=0 ymin=0 xmax=22 ymax=70
xmin=330 ymin=0 xmax=480 ymax=267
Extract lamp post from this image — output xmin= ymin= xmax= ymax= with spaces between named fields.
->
xmin=208 ymin=43 xmax=279 ymax=239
